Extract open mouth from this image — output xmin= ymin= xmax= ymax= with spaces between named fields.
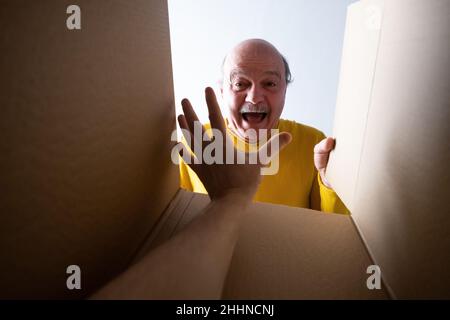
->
xmin=241 ymin=112 xmax=268 ymax=124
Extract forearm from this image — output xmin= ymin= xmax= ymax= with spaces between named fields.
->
xmin=91 ymin=87 xmax=291 ymax=299
xmin=90 ymin=193 xmax=250 ymax=299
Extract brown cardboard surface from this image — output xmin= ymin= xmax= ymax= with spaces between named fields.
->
xmin=143 ymin=191 xmax=387 ymax=299
xmin=327 ymin=0 xmax=450 ymax=298
xmin=326 ymin=0 xmax=385 ymax=212
xmin=0 ymin=1 xmax=178 ymax=298
xmin=2 ymin=0 xmax=447 ymax=300
xmin=131 ymin=189 xmax=197 ymax=262
xmin=224 ymin=201 xmax=387 ymax=299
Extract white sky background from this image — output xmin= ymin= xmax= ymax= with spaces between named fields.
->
xmin=168 ymin=0 xmax=356 ymax=136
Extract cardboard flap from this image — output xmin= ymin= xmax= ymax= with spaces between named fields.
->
xmin=131 ymin=189 xmax=199 ymax=263
xmin=143 ymin=191 xmax=387 ymax=299
xmin=0 ymin=0 xmax=178 ymax=298
xmin=223 ymin=202 xmax=387 ymax=299
xmin=326 ymin=0 xmax=385 ymax=213
xmin=327 ymin=0 xmax=450 ymax=298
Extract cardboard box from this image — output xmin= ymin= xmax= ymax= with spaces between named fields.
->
xmin=0 ymin=0 xmax=179 ymax=299
xmin=326 ymin=0 xmax=450 ymax=298
xmin=0 ymin=0 xmax=448 ymax=299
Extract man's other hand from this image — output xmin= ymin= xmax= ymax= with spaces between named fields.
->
xmin=314 ymin=137 xmax=335 ymax=189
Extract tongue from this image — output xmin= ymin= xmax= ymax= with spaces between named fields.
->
xmin=244 ymin=113 xmax=265 ymax=124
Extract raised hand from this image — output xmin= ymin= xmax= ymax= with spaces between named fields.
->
xmin=177 ymin=87 xmax=292 ymax=201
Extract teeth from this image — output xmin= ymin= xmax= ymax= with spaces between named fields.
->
xmin=240 ymin=109 xmax=267 ymax=114
xmin=240 ymin=104 xmax=268 ymax=114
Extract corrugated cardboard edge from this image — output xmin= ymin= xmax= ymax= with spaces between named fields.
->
xmin=328 ymin=0 xmax=395 ymax=299
xmin=130 ymin=189 xmax=196 ymax=263
xmin=349 ymin=216 xmax=395 ymax=299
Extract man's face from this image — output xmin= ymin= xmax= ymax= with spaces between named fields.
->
xmin=221 ymin=48 xmax=287 ymax=141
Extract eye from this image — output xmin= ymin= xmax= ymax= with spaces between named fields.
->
xmin=265 ymin=81 xmax=277 ymax=88
xmin=232 ymin=81 xmax=248 ymax=91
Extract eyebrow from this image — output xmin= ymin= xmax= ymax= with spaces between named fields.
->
xmin=229 ymin=70 xmax=282 ymax=81
xmin=263 ymin=71 xmax=282 ymax=79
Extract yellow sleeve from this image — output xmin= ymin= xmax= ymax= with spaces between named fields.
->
xmin=178 ymin=136 xmax=207 ymax=194
xmin=316 ymin=172 xmax=350 ymax=215
xmin=179 ymin=155 xmax=194 ymax=191
xmin=308 ymin=128 xmax=349 ymax=215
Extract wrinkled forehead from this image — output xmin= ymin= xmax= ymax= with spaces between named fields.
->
xmin=224 ymin=49 xmax=285 ymax=81
xmin=229 ymin=69 xmax=282 ymax=82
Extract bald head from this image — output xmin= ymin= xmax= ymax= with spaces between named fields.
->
xmin=222 ymin=39 xmax=291 ymax=86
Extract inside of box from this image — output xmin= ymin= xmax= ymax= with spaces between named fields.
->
xmin=1 ymin=0 xmax=448 ymax=299
xmin=135 ymin=190 xmax=387 ymax=299
xmin=0 ymin=0 xmax=178 ymax=299
xmin=327 ymin=0 xmax=450 ymax=298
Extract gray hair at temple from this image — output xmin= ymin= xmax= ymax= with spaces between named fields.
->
xmin=220 ymin=54 xmax=293 ymax=86
xmin=281 ymin=54 xmax=293 ymax=85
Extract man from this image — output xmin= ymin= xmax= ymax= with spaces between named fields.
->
xmin=179 ymin=39 xmax=348 ymax=214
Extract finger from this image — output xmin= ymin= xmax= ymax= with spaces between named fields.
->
xmin=177 ymin=142 xmax=200 ymax=174
xmin=314 ymin=152 xmax=329 ymax=171
xmin=179 ymin=98 xmax=208 ymax=146
xmin=178 ymin=114 xmax=203 ymax=157
xmin=257 ymin=132 xmax=292 ymax=165
xmin=181 ymin=98 xmax=209 ymax=142
xmin=314 ymin=137 xmax=335 ymax=154
xmin=205 ymin=87 xmax=227 ymax=135
xmin=178 ymin=114 xmax=193 ymax=148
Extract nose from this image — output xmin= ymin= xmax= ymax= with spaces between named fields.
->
xmin=245 ymin=85 xmax=264 ymax=105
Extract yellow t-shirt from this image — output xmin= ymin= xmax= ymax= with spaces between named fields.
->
xmin=179 ymin=119 xmax=349 ymax=215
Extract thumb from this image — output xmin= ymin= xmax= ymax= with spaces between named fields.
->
xmin=258 ymin=132 xmax=292 ymax=165
xmin=314 ymin=137 xmax=335 ymax=171
xmin=314 ymin=137 xmax=335 ymax=154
